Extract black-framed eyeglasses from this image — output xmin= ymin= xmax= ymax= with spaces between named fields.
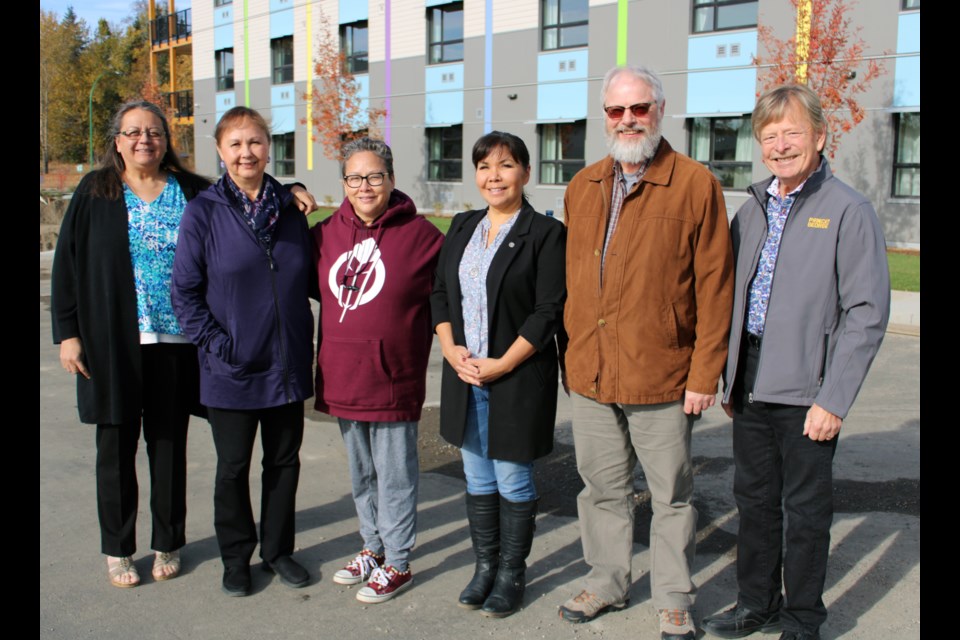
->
xmin=118 ymin=128 xmax=166 ymax=139
xmin=343 ymin=172 xmax=388 ymax=188
xmin=603 ymin=103 xmax=655 ymax=120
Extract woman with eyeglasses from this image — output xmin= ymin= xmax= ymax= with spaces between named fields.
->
xmin=312 ymin=138 xmax=443 ymax=604
xmin=172 ymin=106 xmax=318 ymax=597
xmin=51 ymin=100 xmax=214 ymax=588
xmin=431 ymin=131 xmax=566 ymax=617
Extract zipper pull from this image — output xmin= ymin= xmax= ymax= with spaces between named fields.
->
xmin=748 ymin=392 xmax=754 ymax=404
xmin=266 ymin=247 xmax=277 ymax=271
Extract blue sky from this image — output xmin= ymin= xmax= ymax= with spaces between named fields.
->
xmin=40 ymin=1 xmax=192 ymax=29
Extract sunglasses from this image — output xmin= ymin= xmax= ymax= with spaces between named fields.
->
xmin=603 ymin=102 xmax=655 ymax=120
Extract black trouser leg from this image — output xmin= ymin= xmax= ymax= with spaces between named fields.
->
xmin=96 ymin=422 xmax=141 ymax=557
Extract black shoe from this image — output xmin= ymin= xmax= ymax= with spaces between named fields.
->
xmin=263 ymin=556 xmax=309 ymax=588
xmin=459 ymin=493 xmax=501 ymax=610
xmin=779 ymin=632 xmax=820 ymax=640
xmin=222 ymin=565 xmax=251 ymax=597
xmin=701 ymin=603 xmax=781 ymax=638
xmin=480 ymin=497 xmax=537 ymax=618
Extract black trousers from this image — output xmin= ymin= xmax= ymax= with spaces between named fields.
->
xmin=96 ymin=343 xmax=193 ymax=556
xmin=207 ymin=403 xmax=304 ymax=567
xmin=732 ymin=337 xmax=838 ymax=633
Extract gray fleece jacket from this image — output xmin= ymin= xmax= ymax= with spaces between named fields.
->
xmin=722 ymin=159 xmax=890 ymax=419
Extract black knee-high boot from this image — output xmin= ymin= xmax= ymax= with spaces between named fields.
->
xmin=481 ymin=496 xmax=537 ymax=618
xmin=459 ymin=492 xmax=501 ymax=609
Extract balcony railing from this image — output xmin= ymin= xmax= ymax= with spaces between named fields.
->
xmin=151 ymin=9 xmax=191 ymax=46
xmin=164 ymin=90 xmax=194 ymax=119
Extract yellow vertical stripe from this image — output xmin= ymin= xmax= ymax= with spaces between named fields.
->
xmin=795 ymin=0 xmax=812 ymax=83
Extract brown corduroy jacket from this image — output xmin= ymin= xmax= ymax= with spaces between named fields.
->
xmin=561 ymin=139 xmax=734 ymax=405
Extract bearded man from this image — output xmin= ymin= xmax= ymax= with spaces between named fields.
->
xmin=557 ymin=65 xmax=734 ymax=640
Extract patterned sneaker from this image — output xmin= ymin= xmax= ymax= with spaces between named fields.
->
xmin=659 ymin=608 xmax=695 ymax=640
xmin=558 ymin=590 xmax=628 ymax=623
xmin=333 ymin=550 xmax=385 ymax=585
xmin=355 ymin=565 xmax=413 ymax=603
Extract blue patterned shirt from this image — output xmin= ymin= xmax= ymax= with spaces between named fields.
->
xmin=746 ymin=174 xmax=812 ymax=336
xmin=125 ymin=174 xmax=188 ymax=340
xmin=458 ymin=211 xmax=519 ymax=358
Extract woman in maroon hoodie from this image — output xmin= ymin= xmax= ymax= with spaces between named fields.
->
xmin=313 ymin=138 xmax=444 ymax=603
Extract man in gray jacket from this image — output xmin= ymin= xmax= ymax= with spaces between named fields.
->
xmin=701 ymin=85 xmax=890 ymax=640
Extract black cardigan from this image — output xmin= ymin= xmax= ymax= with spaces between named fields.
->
xmin=51 ymin=169 xmax=211 ymax=424
xmin=430 ymin=204 xmax=567 ymax=463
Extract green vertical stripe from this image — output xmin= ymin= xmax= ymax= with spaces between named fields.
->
xmin=617 ymin=0 xmax=628 ymax=66
xmin=243 ymin=0 xmax=250 ymax=105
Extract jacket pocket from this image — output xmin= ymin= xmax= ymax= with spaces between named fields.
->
xmin=319 ymin=337 xmax=394 ymax=408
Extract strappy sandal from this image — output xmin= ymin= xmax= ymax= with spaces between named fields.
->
xmin=152 ymin=550 xmax=181 ymax=581
xmin=107 ymin=556 xmax=140 ymax=588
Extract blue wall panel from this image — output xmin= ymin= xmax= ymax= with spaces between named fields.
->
xmin=536 ymin=50 xmax=588 ymax=120
xmin=270 ymin=1 xmax=294 ymax=39
xmin=425 ymin=63 xmax=464 ymax=125
xmin=894 ymin=12 xmax=920 ymax=108
xmin=271 ymin=84 xmax=296 ymax=106
xmin=687 ymin=30 xmax=757 ymax=70
xmin=686 ymin=68 xmax=756 ymax=114
xmin=537 ymin=50 xmax=588 ymax=82
xmin=213 ymin=4 xmax=233 ymax=49
xmin=340 ymin=0 xmax=368 ymax=24
xmin=216 ymin=92 xmax=237 ymax=123
xmin=271 ymin=105 xmax=296 ymax=134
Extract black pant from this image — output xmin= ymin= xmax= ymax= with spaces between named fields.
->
xmin=96 ymin=344 xmax=193 ymax=556
xmin=732 ymin=338 xmax=838 ymax=633
xmin=207 ymin=403 xmax=304 ymax=567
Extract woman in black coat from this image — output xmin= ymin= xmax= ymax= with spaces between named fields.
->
xmin=431 ymin=131 xmax=566 ymax=618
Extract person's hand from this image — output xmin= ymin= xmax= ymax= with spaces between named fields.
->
xmin=60 ymin=337 xmax=90 ymax=379
xmin=442 ymin=344 xmax=481 ymax=386
xmin=289 ymin=185 xmax=319 ymax=214
xmin=721 ymin=401 xmax=734 ymax=419
xmin=465 ymin=357 xmax=511 ymax=385
xmin=560 ymin=368 xmax=570 ymax=396
xmin=804 ymin=403 xmax=842 ymax=442
xmin=683 ymin=390 xmax=716 ymax=415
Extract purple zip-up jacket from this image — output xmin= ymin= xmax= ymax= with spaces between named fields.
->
xmin=172 ymin=176 xmax=315 ymax=410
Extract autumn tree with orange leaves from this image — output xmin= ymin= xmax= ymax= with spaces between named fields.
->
xmin=304 ymin=11 xmax=386 ymax=161
xmin=755 ymin=0 xmax=885 ymax=158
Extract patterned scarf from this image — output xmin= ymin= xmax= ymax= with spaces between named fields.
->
xmin=220 ymin=172 xmax=281 ymax=248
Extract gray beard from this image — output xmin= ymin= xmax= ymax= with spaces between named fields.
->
xmin=606 ymin=127 xmax=662 ymax=166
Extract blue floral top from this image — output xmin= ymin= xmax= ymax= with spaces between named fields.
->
xmin=458 ymin=211 xmax=519 ymax=358
xmin=125 ymin=174 xmax=188 ymax=340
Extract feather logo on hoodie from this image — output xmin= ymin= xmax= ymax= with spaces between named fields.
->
xmin=327 ymin=237 xmax=387 ymax=322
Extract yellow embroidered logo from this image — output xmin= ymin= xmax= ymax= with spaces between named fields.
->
xmin=807 ymin=217 xmax=830 ymax=229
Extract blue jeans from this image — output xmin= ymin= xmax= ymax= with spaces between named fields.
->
xmin=339 ymin=419 xmax=419 ymax=571
xmin=461 ymin=386 xmax=537 ymax=502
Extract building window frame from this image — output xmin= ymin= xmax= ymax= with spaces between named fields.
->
xmin=428 ymin=2 xmax=464 ymax=65
xmin=271 ymin=36 xmax=294 ymax=85
xmin=272 ymin=133 xmax=295 ymax=177
xmin=427 ymin=125 xmax=463 ymax=182
xmin=892 ymin=112 xmax=920 ymax=198
xmin=689 ymin=116 xmax=753 ymax=189
xmin=215 ymin=48 xmax=234 ymax=91
xmin=539 ymin=121 xmax=586 ymax=185
xmin=541 ymin=0 xmax=589 ymax=51
xmin=214 ymin=0 xmax=232 ymax=6
xmin=691 ymin=0 xmax=758 ymax=33
xmin=901 ymin=0 xmax=920 ymax=9
xmin=341 ymin=21 xmax=369 ymax=74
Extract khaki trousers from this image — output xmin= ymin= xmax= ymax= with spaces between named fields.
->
xmin=571 ymin=393 xmax=697 ymax=609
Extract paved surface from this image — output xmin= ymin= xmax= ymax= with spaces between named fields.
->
xmin=39 ymin=252 xmax=920 ymax=639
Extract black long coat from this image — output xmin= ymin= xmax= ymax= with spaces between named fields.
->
xmin=51 ymin=170 xmax=210 ymax=425
xmin=430 ymin=204 xmax=566 ymax=463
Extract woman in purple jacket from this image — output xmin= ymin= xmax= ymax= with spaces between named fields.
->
xmin=172 ymin=107 xmax=315 ymax=598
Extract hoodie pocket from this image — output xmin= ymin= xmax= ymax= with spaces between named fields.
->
xmin=319 ymin=337 xmax=394 ymax=408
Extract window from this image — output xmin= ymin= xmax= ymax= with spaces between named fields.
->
xmin=215 ymin=48 xmax=234 ymax=91
xmin=689 ymin=116 xmax=753 ymax=189
xmin=427 ymin=125 xmax=462 ymax=181
xmin=542 ymin=0 xmax=588 ymax=50
xmin=271 ymin=37 xmax=293 ymax=84
xmin=428 ymin=3 xmax=464 ymax=64
xmin=902 ymin=0 xmax=920 ymax=9
xmin=539 ymin=122 xmax=585 ymax=184
xmin=272 ymin=133 xmax=295 ymax=177
xmin=692 ymin=0 xmax=758 ymax=33
xmin=892 ymin=112 xmax=920 ymax=197
xmin=341 ymin=21 xmax=369 ymax=74
xmin=214 ymin=0 xmax=232 ymax=6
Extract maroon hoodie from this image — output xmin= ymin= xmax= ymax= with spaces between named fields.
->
xmin=313 ymin=189 xmax=444 ymax=422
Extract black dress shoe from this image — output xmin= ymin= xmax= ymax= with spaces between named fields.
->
xmin=222 ymin=565 xmax=251 ymax=597
xmin=701 ymin=603 xmax=781 ymax=638
xmin=263 ymin=556 xmax=309 ymax=588
xmin=779 ymin=631 xmax=820 ymax=640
